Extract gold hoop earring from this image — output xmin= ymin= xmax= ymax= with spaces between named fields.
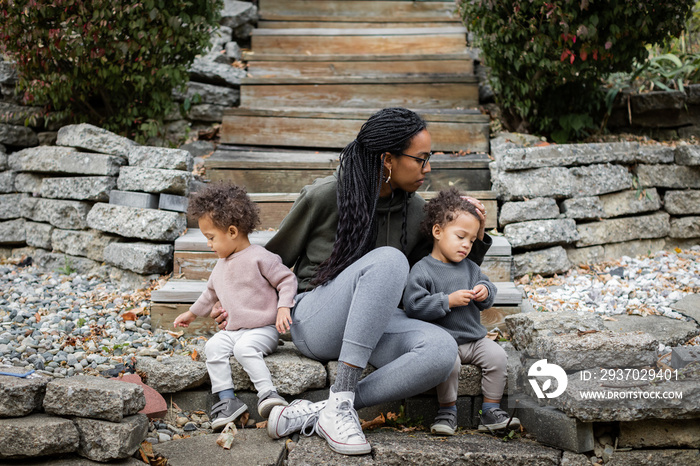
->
xmin=384 ymin=167 xmax=392 ymax=184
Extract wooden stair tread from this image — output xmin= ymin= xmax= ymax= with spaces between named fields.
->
xmin=243 ymin=52 xmax=477 ymax=62
xmin=152 ymin=279 xmax=522 ymax=305
xmin=259 ymin=0 xmax=460 ymax=22
xmin=242 ymin=75 xmax=478 ymax=85
xmin=258 ymin=20 xmax=462 ymax=29
xmin=252 ymin=26 xmax=467 ymax=36
xmin=223 ymin=107 xmax=487 ymax=122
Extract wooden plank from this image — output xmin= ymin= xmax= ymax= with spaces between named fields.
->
xmin=481 ymin=306 xmax=521 ymax=331
xmin=223 ymin=107 xmax=488 ymax=123
xmin=241 ymin=75 xmax=477 ymax=85
xmin=247 ymin=59 xmax=473 ymax=78
xmin=251 ymin=33 xmax=466 ymax=55
xmin=480 ymin=256 xmax=512 ymax=282
xmin=151 ymin=303 xmax=216 ymax=336
xmin=493 ymin=282 xmax=523 ymax=305
xmin=251 ymin=27 xmax=468 ymax=36
xmin=240 ymin=82 xmax=478 ymax=109
xmin=259 ymin=0 xmax=460 ymax=22
xmin=258 ymin=20 xmax=462 ymax=29
xmin=243 ymin=52 xmax=476 ymax=62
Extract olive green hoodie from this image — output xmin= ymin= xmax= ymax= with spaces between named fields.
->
xmin=265 ymin=173 xmax=492 ymax=293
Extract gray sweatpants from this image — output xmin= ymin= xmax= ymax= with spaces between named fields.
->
xmin=290 ymin=247 xmax=458 ymax=409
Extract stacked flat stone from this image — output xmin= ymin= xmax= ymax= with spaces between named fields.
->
xmin=490 ymin=134 xmax=700 ymax=277
xmin=0 ymin=370 xmax=147 ymax=462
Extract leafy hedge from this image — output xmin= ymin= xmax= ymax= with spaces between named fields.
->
xmin=458 ymin=0 xmax=695 ymax=142
xmin=0 ymin=0 xmax=222 ymax=142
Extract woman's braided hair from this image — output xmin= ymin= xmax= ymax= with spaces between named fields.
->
xmin=312 ymin=107 xmax=427 ymax=286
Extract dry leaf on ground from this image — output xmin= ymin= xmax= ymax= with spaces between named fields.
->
xmin=216 ymin=423 xmax=238 ymax=450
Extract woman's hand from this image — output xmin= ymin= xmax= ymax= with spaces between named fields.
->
xmin=461 ymin=196 xmax=487 ymax=240
xmin=276 ymin=307 xmax=293 ymax=334
xmin=211 ymin=302 xmax=228 ymax=330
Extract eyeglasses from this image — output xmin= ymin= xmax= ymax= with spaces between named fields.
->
xmin=397 ymin=151 xmax=432 ymax=169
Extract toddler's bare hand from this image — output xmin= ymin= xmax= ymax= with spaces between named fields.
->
xmin=276 ymin=307 xmax=293 ymax=334
xmin=448 ymin=289 xmax=474 ymax=308
xmin=473 ymin=284 xmax=489 ymax=302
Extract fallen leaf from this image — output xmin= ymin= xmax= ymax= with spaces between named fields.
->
xmin=216 ymin=423 xmax=238 ymax=449
xmin=190 ymin=349 xmax=198 ymax=361
xmin=256 ymin=420 xmax=268 ymax=429
xmin=122 ymin=311 xmax=137 ymax=321
xmin=386 ymin=412 xmax=398 ymax=422
xmin=361 ymin=413 xmax=386 ymax=430
xmin=168 ymin=330 xmax=184 ymax=338
xmin=34 ymin=312 xmax=41 ymax=322
xmin=237 ymin=412 xmax=250 ymax=428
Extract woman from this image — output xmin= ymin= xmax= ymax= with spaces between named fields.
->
xmin=214 ymin=107 xmax=491 ymax=455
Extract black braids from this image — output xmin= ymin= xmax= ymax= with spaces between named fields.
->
xmin=312 ymin=108 xmax=427 ymax=286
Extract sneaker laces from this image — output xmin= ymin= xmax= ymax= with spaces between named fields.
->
xmin=329 ymin=400 xmax=365 ymax=441
xmin=284 ymin=400 xmax=323 ymax=436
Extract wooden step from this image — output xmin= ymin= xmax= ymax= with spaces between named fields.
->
xmin=250 ymin=27 xmax=467 ymax=55
xmin=245 ymin=52 xmax=475 ymax=78
xmin=204 ymin=147 xmax=491 ymax=193
xmin=240 ymin=75 xmax=478 ymax=109
xmin=221 ymin=107 xmax=490 ymax=153
xmin=258 ymin=0 xmax=460 ymax=22
xmin=258 ymin=20 xmax=462 ymax=29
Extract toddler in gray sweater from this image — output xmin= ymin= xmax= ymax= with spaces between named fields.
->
xmin=403 ymin=188 xmax=520 ymax=435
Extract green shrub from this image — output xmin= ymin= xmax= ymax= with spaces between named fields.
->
xmin=458 ymin=0 xmax=695 ymax=142
xmin=0 ymin=0 xmax=222 ymax=142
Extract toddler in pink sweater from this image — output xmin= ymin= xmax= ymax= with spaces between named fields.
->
xmin=174 ymin=182 xmax=297 ymax=430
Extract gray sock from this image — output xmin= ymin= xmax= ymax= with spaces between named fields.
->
xmin=332 ymin=362 xmax=363 ymax=393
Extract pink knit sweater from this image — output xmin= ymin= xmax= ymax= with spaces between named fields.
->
xmin=189 ymin=244 xmax=297 ymax=331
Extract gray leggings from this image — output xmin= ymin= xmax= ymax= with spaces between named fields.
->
xmin=290 ymin=247 xmax=458 ymax=409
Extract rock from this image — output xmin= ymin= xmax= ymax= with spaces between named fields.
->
xmin=225 ymin=42 xmax=242 ymax=61
xmin=188 ymin=57 xmax=247 ymax=87
xmin=9 ymin=146 xmax=124 ymax=175
xmin=74 ymin=414 xmax=149 ymax=462
xmin=490 ymin=132 xmax=543 ymax=153
xmin=513 ymin=246 xmax=572 ymax=277
xmin=499 ymin=198 xmax=559 ymax=227
xmin=562 ymin=197 xmax=604 ymax=220
xmin=0 ymin=152 xmax=5 ymax=171
xmin=670 ymin=216 xmax=700 ymax=238
xmin=491 ymin=166 xmax=574 ymax=201
xmin=25 ymin=221 xmax=54 ymax=249
xmin=632 ymin=90 xmax=686 ymax=112
xmin=496 ymin=142 xmax=640 ymax=171
xmin=0 ymin=170 xmax=15 ymax=193
xmin=127 ymin=146 xmax=194 ymax=171
xmin=56 ymin=123 xmax=138 ymax=157
xmin=636 ymin=145 xmax=676 ymax=164
xmin=36 ymin=131 xmax=57 ymax=145
xmin=220 ymin=0 xmax=258 ymax=29
xmin=228 ymin=344 xmax=326 ymax=396
xmin=676 ymin=144 xmax=700 ymax=165
xmin=109 ymin=189 xmax=160 ymax=209
xmin=560 ymin=451 xmax=592 ymax=466
xmin=135 ymin=355 xmax=209 ymax=393
xmin=21 ymin=197 xmax=92 ymax=229
xmin=0 ymin=367 xmax=50 ymax=417
xmin=43 ymin=375 xmax=146 ymax=422
xmin=504 ymin=219 xmax=579 ymax=250
xmin=180 ymin=140 xmax=216 ymax=158
xmin=601 ymin=238 xmax=667 ymax=261
xmin=608 ymin=449 xmax=700 ymax=465
xmin=159 ymin=193 xmax=189 ymax=213
xmin=0 ymin=124 xmax=38 ymax=147
xmin=637 ymin=164 xmax=700 ymax=188
xmin=34 ymin=250 xmax=102 ymax=275
xmin=50 ymin=228 xmax=123 ymax=261
xmin=40 ymin=176 xmax=116 ymax=201
xmin=0 ymin=193 xmax=25 ymax=219
xmin=504 ymin=312 xmax=606 ymax=354
xmin=671 ymin=347 xmax=700 ymax=370
xmin=188 ymin=104 xmax=225 ymax=122
xmin=566 ymin=245 xmax=605 ymax=266
xmin=599 ymin=188 xmax=661 ymax=218
xmin=671 ymin=294 xmax=700 ymax=323
xmin=664 ymin=190 xmax=700 ymax=215
xmin=87 ymin=203 xmax=186 ymax=241
xmin=204 ymin=25 xmax=233 ymax=55
xmin=527 ymin=331 xmax=657 ymax=371
xmin=0 ymin=61 xmax=18 ymax=84
xmin=117 ymin=166 xmax=190 ymax=195
xmin=570 ymin=163 xmax=633 ymax=197
xmin=13 ymin=173 xmax=44 ymax=193
xmin=0 ymin=414 xmax=79 ymax=459
xmin=104 ymin=241 xmax=173 ymax=274
xmin=0 ymin=218 xmax=26 ymax=244
xmin=602 ymin=314 xmax=699 ymax=347
xmin=618 ymin=418 xmax=700 ymax=448
xmin=576 ymin=212 xmax=670 ymax=247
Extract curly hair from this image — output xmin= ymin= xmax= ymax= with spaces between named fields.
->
xmin=421 ymin=188 xmax=480 ymax=237
xmin=188 ymin=182 xmax=260 ymax=235
xmin=312 ymin=107 xmax=427 ymax=286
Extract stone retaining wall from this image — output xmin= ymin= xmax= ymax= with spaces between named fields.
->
xmin=491 ymin=133 xmax=700 ymax=277
xmin=0 ymin=124 xmax=191 ymax=288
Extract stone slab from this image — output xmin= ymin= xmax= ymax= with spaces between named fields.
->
xmin=671 ymin=347 xmax=700 ymax=369
xmin=114 ymin=373 xmax=167 ymax=419
xmin=671 ymin=293 xmax=700 ymax=323
xmin=599 ymin=188 xmax=661 ymax=218
xmin=172 ymin=81 xmax=240 ymax=107
xmin=566 ymin=245 xmax=605 ymax=267
xmin=0 ymin=367 xmax=50 ymax=417
xmin=109 ymin=189 xmax=160 ymax=209
xmin=40 ymin=176 xmax=116 ymax=201
xmin=499 ymin=198 xmax=559 ymax=227
xmin=0 ymin=123 xmax=38 ymax=147
xmin=127 ymin=146 xmax=194 ymax=171
xmin=670 ymin=216 xmax=700 ymax=238
xmin=491 ymin=166 xmax=574 ymax=201
xmin=117 ymin=166 xmax=190 ymax=195
xmin=25 ymin=221 xmax=53 ymax=249
xmin=0 ymin=170 xmax=16 ymax=192
xmin=602 ymin=314 xmax=699 ymax=347
xmin=74 ymin=414 xmax=149 ymax=462
xmin=513 ymin=246 xmax=572 ymax=277
xmin=56 ymin=123 xmax=138 ymax=157
xmin=21 ymin=197 xmax=91 ymax=230
xmin=104 ymin=241 xmax=173 ymax=274
xmin=0 ymin=218 xmax=26 ymax=244
xmin=504 ymin=219 xmax=579 ymax=249
xmin=676 ymin=144 xmax=700 ymax=165
xmin=576 ymin=212 xmax=670 ymax=247
xmin=637 ymin=164 xmax=700 ymax=188
xmin=504 ymin=312 xmax=606 ymax=355
xmin=43 ymin=375 xmax=146 ymax=422
xmin=514 ymin=394 xmax=594 ymax=453
xmin=664 ymin=190 xmax=700 ymax=215
xmin=562 ymin=197 xmax=604 ymax=220
xmin=51 ymin=228 xmax=123 ymax=261
xmin=159 ymin=193 xmax=189 ymax=213
xmin=87 ymin=203 xmax=186 ymax=241
xmin=189 ymin=57 xmax=247 ymax=87
xmin=135 ymin=355 xmax=209 ymax=394
xmin=618 ymin=418 xmax=700 ymax=448
xmin=570 ymin=163 xmax=633 ymax=197
xmin=13 ymin=172 xmax=44 ymax=193
xmin=0 ymin=192 xmax=25 ymax=219
xmin=0 ymin=414 xmax=79 ymax=459
xmin=9 ymin=146 xmax=124 ymax=175
xmin=606 ymin=449 xmax=700 ymax=465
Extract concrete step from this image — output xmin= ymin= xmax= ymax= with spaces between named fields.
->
xmin=204 ymin=146 xmax=492 ymax=193
xmin=220 ymin=107 xmax=490 ymax=153
xmin=250 ymin=26 xmax=468 ymax=56
xmin=245 ymin=51 xmax=475 ymax=78
xmin=240 ymin=74 xmax=479 ymax=109
xmin=258 ymin=0 xmax=460 ymax=23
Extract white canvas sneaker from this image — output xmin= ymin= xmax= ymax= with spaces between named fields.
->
xmin=267 ymin=399 xmax=326 ymax=439
xmin=315 ymin=389 xmax=371 ymax=455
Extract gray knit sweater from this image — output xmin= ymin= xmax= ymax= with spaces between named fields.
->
xmin=403 ymin=255 xmax=496 ymax=344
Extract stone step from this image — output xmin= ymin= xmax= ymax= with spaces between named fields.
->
xmin=220 ymin=107 xmax=490 ymax=153
xmin=245 ymin=51 xmax=475 ymax=78
xmin=204 ymin=146 xmax=492 ymax=193
xmin=258 ymin=0 xmax=460 ymax=23
xmin=240 ymin=75 xmax=479 ymax=109
xmin=250 ymin=26 xmax=468 ymax=56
